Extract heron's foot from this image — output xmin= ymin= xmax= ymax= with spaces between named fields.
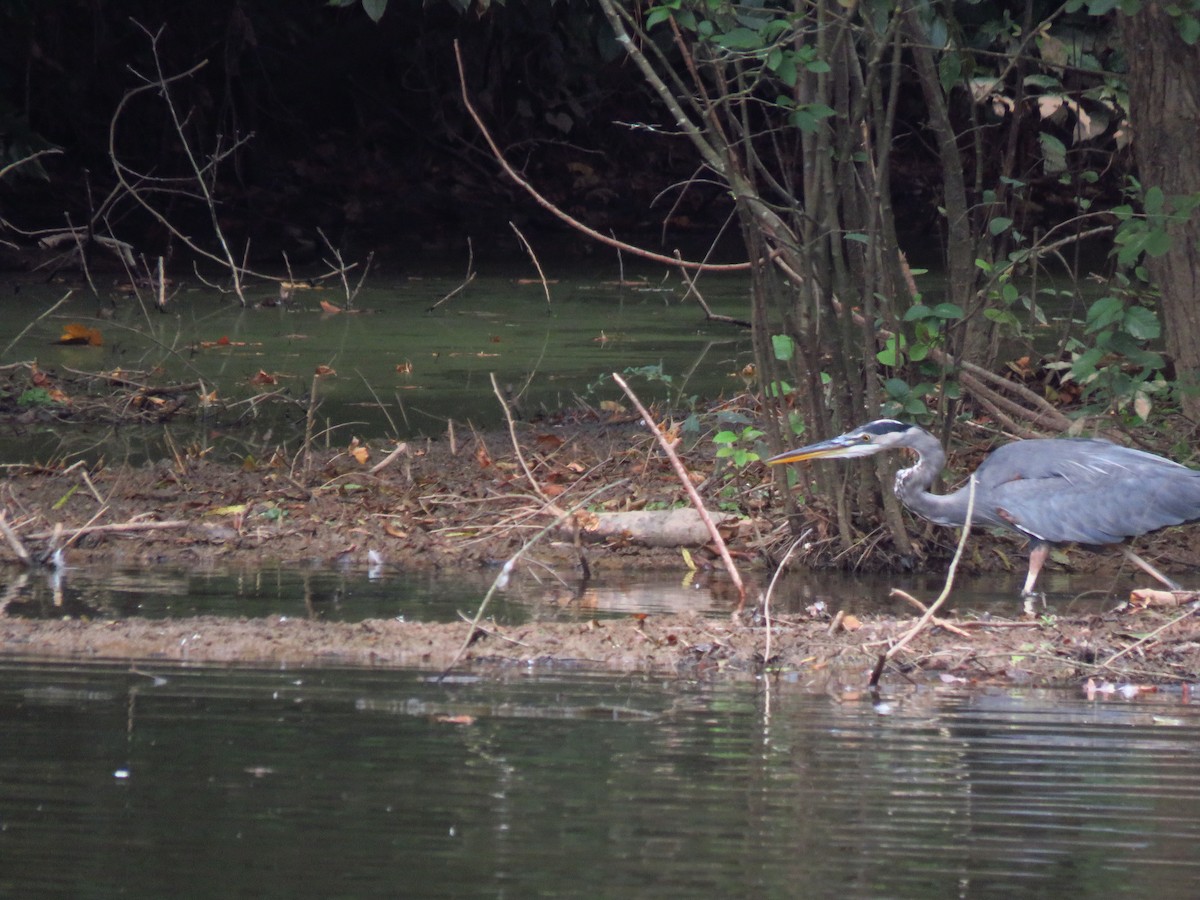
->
xmin=1021 ymin=591 xmax=1046 ymax=618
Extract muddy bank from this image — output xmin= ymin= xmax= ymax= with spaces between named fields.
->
xmin=3 ymin=404 xmax=1200 ymax=688
xmin=2 ymin=606 xmax=1197 ymax=689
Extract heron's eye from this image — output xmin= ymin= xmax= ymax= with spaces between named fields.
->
xmin=860 ymin=434 xmax=872 ymax=442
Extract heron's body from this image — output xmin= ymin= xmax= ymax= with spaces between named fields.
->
xmin=768 ymin=419 xmax=1200 ymax=595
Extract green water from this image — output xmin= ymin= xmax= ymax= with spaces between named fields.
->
xmin=2 ymin=661 xmax=1200 ymax=898
xmin=1 ymin=267 xmax=755 ymax=461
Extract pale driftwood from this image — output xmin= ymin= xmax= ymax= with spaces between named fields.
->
xmin=25 ymin=519 xmax=190 ymax=541
xmin=572 ymin=509 xmax=752 ymax=548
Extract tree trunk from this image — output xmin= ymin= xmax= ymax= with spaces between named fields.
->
xmin=1121 ymin=7 xmax=1200 ymax=420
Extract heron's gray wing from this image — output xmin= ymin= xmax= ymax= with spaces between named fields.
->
xmin=975 ymin=438 xmax=1200 ymax=544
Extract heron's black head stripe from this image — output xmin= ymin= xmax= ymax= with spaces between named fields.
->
xmin=860 ymin=420 xmax=909 ymax=436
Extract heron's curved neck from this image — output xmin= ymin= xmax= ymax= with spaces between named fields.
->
xmin=892 ymin=432 xmax=969 ymax=527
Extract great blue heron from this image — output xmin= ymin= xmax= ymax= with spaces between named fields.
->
xmin=767 ymin=419 xmax=1200 ymax=595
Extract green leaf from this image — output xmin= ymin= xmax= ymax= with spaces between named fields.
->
xmin=988 ymin=216 xmax=1013 ymax=235
xmin=1085 ymin=295 xmax=1125 ymax=332
xmin=938 ymin=53 xmax=961 ymax=94
xmin=646 ymin=7 xmax=673 ymax=28
xmin=771 ymin=333 xmax=795 ymax=361
xmin=984 ymin=308 xmax=1021 ymax=327
xmin=844 ymin=232 xmax=870 ymax=244
xmin=903 ymin=304 xmax=933 ymax=322
xmin=775 ymin=55 xmax=798 ymax=86
xmin=931 ymin=303 xmax=964 ymax=319
xmin=876 ymin=334 xmax=905 ymax=367
xmin=1123 ymin=306 xmax=1161 ymax=340
xmin=1144 ymin=228 xmax=1171 ymax=257
xmin=361 ymin=0 xmax=388 ymax=21
xmin=713 ymin=430 xmax=738 ymax=445
xmin=884 ymin=378 xmax=909 ymax=398
xmin=1144 ymin=185 xmax=1165 ymax=216
xmin=716 ymin=27 xmax=764 ymax=50
xmin=1180 ymin=14 xmax=1200 ymax=45
xmin=1039 ymin=133 xmax=1068 ymax=174
xmin=1023 ymin=73 xmax=1063 ymax=90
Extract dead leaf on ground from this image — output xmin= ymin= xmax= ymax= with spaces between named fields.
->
xmin=348 ymin=439 xmax=369 ymax=465
xmin=56 ymin=323 xmax=103 ymax=346
xmin=250 ymin=370 xmax=277 ymax=386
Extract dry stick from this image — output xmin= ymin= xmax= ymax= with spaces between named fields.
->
xmin=455 ymin=610 xmax=532 ymax=648
xmin=440 ymin=479 xmax=625 ymax=680
xmin=611 ymin=372 xmax=746 ymax=607
xmin=452 ymin=41 xmax=746 ymax=274
xmin=892 ymin=590 xmax=972 ymax=638
xmin=303 ymin=372 xmax=321 ymax=475
xmin=368 ymin=442 xmax=409 ymax=476
xmin=60 ymin=508 xmax=109 ymax=553
xmin=61 ymin=460 xmax=107 ymax=506
xmin=1100 ymin=607 xmax=1195 ymax=669
xmin=869 ymin=475 xmax=978 ymax=686
xmin=0 ymin=148 xmax=62 ymax=182
xmin=761 ymin=533 xmax=809 ymax=668
xmin=673 ymin=251 xmax=752 ymax=328
xmin=2 ymin=290 xmax=73 ymax=359
xmin=25 ymin=519 xmax=189 ymax=541
xmin=0 ymin=511 xmax=32 ymax=565
xmin=155 ymin=256 xmax=167 ymax=310
xmin=490 ymin=372 xmax=559 ymax=511
xmin=134 ymin=23 xmax=247 ymax=305
xmin=510 ymin=222 xmax=552 ymax=312
xmin=428 ymin=239 xmax=476 ymax=312
xmin=349 ymin=250 xmax=374 ymax=306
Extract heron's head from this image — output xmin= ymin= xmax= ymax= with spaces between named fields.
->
xmin=767 ymin=419 xmax=917 ymax=465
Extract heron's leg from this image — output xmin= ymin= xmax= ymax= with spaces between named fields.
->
xmin=1123 ymin=548 xmax=1183 ymax=591
xmin=1022 ymin=543 xmax=1049 ymax=597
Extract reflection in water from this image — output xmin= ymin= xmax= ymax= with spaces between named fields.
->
xmin=0 ymin=563 xmax=743 ymax=623
xmin=1 ymin=663 xmax=1199 ymax=897
xmin=0 ymin=560 xmax=1144 ymax=629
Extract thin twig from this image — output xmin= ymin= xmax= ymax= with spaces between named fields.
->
xmin=761 ymin=533 xmax=808 ymax=667
xmin=871 ymin=475 xmax=977 ymax=685
xmin=673 ymin=250 xmax=752 ymax=327
xmin=440 ymin=479 xmax=624 ymax=679
xmin=2 ymin=290 xmax=73 ymax=359
xmin=611 ymin=371 xmax=745 ymax=606
xmin=428 ymin=239 xmax=476 ymax=312
xmin=509 ymin=222 xmax=552 ymax=312
xmin=453 ymin=40 xmax=747 ymax=273
xmin=1100 ymin=608 xmax=1195 ymax=668
xmin=490 ymin=372 xmax=557 ymax=510
xmin=455 ymin=610 xmax=531 ymax=647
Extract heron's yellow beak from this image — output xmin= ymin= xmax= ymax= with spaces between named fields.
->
xmin=767 ymin=434 xmax=862 ymax=465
